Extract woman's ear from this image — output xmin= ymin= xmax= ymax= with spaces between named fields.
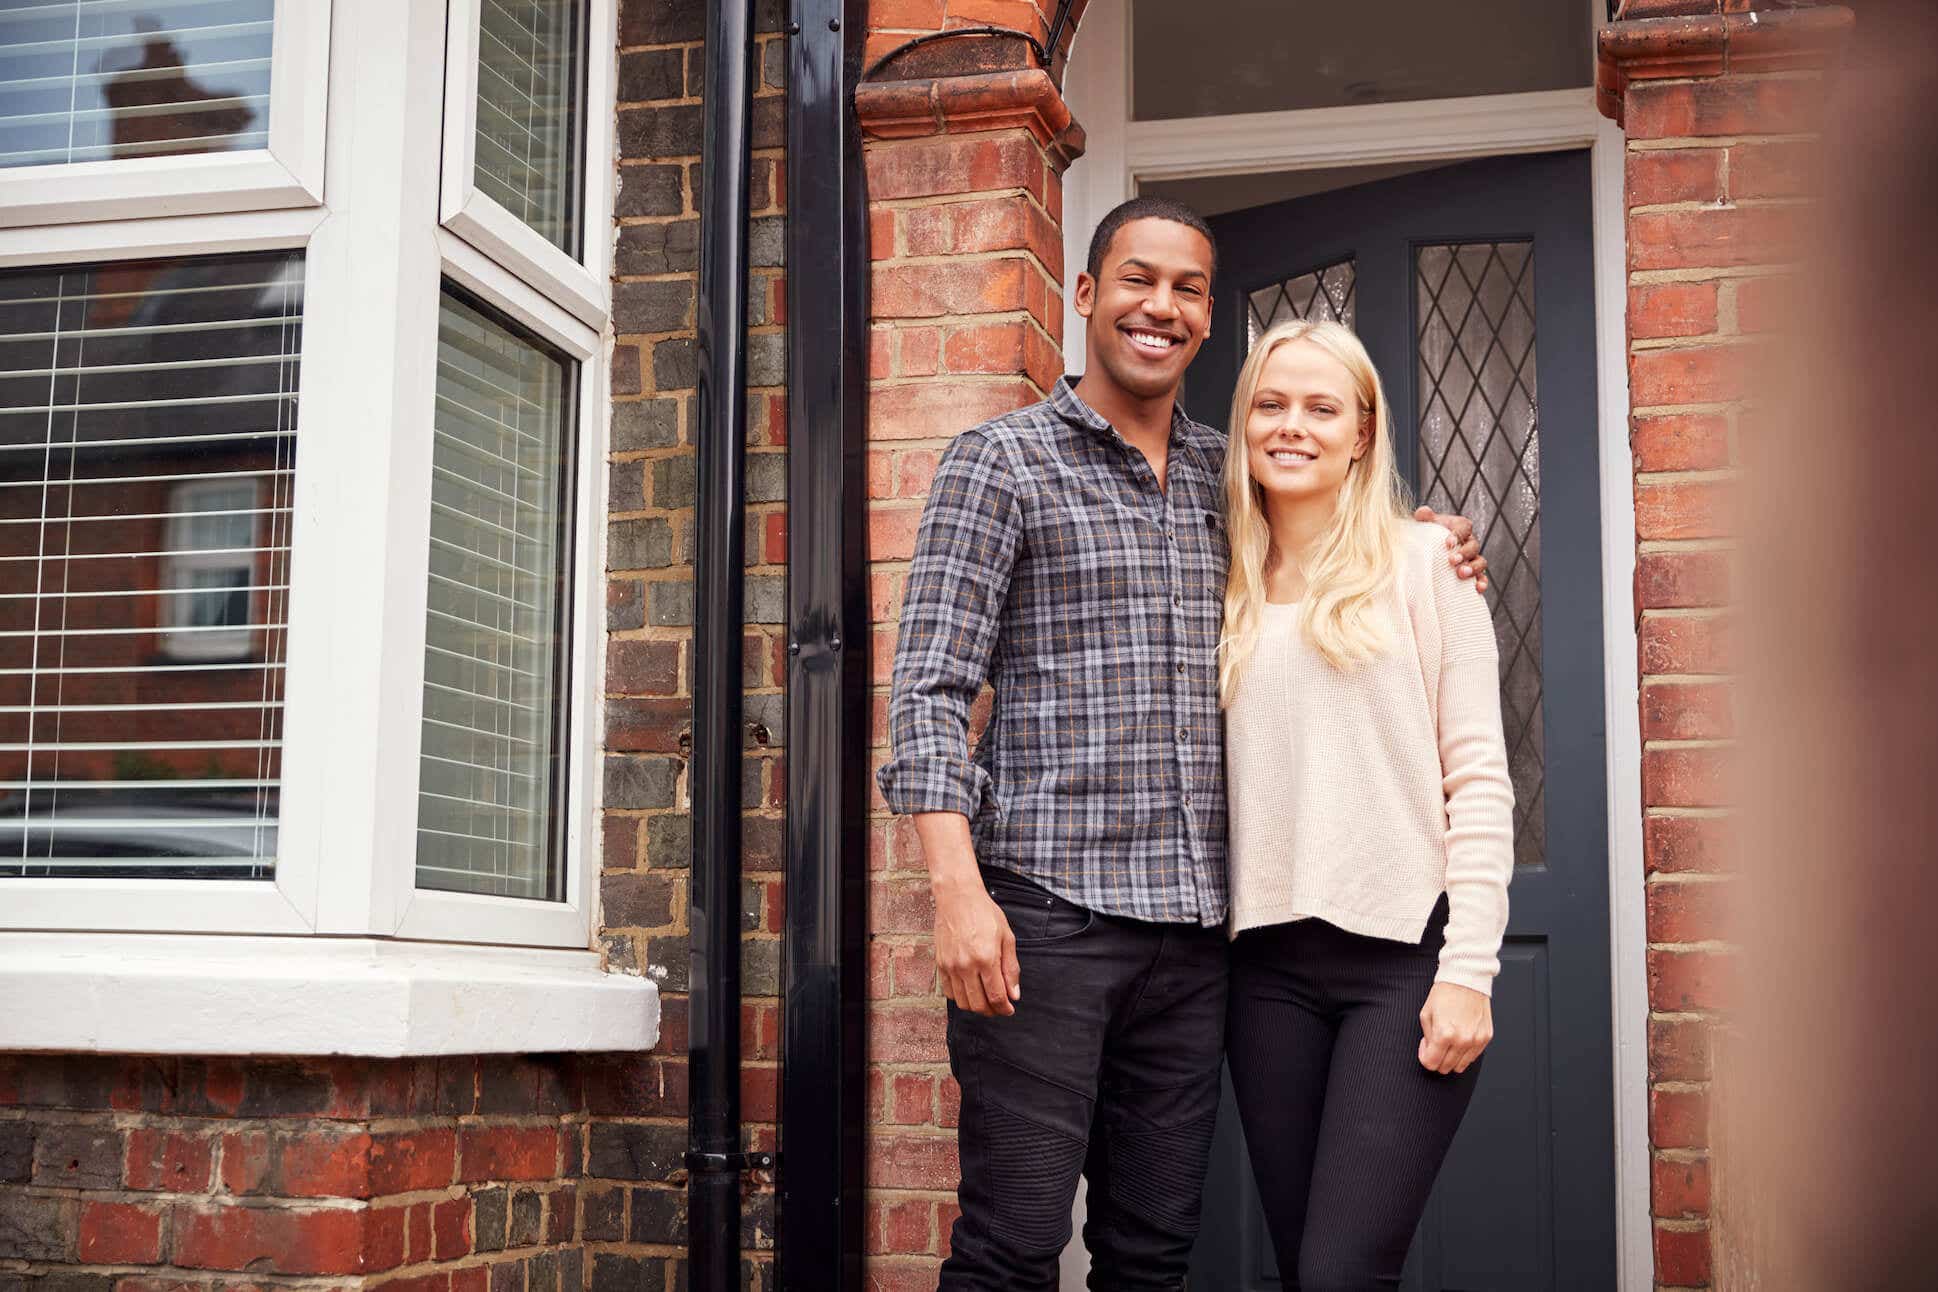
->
xmin=1352 ymin=408 xmax=1374 ymax=461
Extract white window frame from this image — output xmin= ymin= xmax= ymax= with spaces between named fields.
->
xmin=438 ymin=0 xmax=615 ymax=330
xmin=0 ymin=0 xmax=646 ymax=1056
xmin=159 ymin=478 xmax=264 ymax=662
xmin=0 ymin=0 xmax=332 ymax=229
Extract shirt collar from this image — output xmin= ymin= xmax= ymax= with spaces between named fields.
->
xmin=1052 ymin=375 xmax=1199 ymax=443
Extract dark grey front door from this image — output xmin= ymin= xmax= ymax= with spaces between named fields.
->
xmin=1185 ymin=150 xmax=1616 ymax=1290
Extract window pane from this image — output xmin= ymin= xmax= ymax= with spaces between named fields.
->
xmin=416 ymin=289 xmax=573 ymax=901
xmin=1133 ymin=0 xmax=1591 ymax=120
xmin=1415 ymin=241 xmax=1544 ymax=868
xmin=0 ymin=250 xmax=302 ymax=880
xmin=0 ymin=0 xmax=276 ymax=168
xmin=1247 ymin=255 xmax=1356 ymax=348
xmin=473 ymin=0 xmax=585 ymax=257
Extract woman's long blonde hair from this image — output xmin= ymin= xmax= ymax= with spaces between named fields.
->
xmin=1219 ymin=319 xmax=1411 ymax=703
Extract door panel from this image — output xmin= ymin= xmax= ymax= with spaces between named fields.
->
xmin=1186 ymin=150 xmax=1614 ymax=1291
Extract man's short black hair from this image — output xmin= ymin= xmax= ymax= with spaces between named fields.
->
xmin=1084 ymin=196 xmax=1218 ymax=282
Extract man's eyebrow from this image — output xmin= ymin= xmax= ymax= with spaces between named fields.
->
xmin=1116 ymin=257 xmax=1209 ymax=283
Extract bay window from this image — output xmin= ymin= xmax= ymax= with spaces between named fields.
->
xmin=0 ymin=0 xmax=643 ymax=1057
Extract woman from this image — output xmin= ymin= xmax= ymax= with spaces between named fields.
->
xmin=1220 ymin=319 xmax=1514 ymax=1290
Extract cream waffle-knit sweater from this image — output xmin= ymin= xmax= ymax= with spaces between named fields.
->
xmin=1225 ymin=520 xmax=1515 ymax=995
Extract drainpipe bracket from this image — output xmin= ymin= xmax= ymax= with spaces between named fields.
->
xmin=683 ymin=1150 xmax=778 ymax=1173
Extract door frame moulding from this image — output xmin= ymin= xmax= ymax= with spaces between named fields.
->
xmin=1060 ymin=4 xmax=1649 ymax=1290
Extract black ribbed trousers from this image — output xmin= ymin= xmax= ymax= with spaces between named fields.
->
xmin=939 ymin=867 xmax=1228 ymax=1291
xmin=1226 ymin=902 xmax=1481 ymax=1292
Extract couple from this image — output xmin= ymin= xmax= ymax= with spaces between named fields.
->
xmin=878 ymin=197 xmax=1513 ymax=1291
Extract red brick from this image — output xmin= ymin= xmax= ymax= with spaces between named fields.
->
xmin=1627 ymin=148 xmax=1724 ymax=206
xmin=366 ymin=1203 xmax=408 ymax=1271
xmin=868 ymin=1132 xmax=960 ymax=1190
xmin=874 ymin=258 xmax=1029 ymax=318
xmin=1632 ymin=413 xmax=1731 ymax=472
xmin=1635 ymin=478 xmax=1734 ymax=542
xmin=173 ymin=1203 xmax=370 ymax=1275
xmin=900 ymin=327 xmax=941 ymax=377
xmin=947 ymin=0 xmax=1048 ymax=39
xmin=78 ymin=1200 xmax=163 ymax=1264
xmin=872 ymin=0 xmax=945 ymax=29
xmin=1647 ymin=877 xmax=1734 ymax=945
xmin=1654 ymin=1222 xmax=1712 ymax=1285
xmin=865 ymin=135 xmax=1044 ymax=203
xmin=868 ymin=380 xmax=1038 ymax=442
xmin=903 ymin=196 xmax=1061 ymax=278
xmin=1639 ymin=608 xmax=1734 ymax=679
xmin=743 ymin=1063 xmax=780 ymax=1122
xmin=1631 ymin=203 xmax=1801 ymax=274
xmin=1650 ymin=1086 xmax=1710 ymax=1150
xmin=942 ymin=321 xmax=1028 ymax=375
xmin=1629 ymin=345 xmax=1750 ymax=407
xmin=1645 ymin=813 xmax=1732 ymax=875
xmin=605 ymin=697 xmax=691 ymax=753
xmin=452 ymin=1266 xmax=488 ymax=1292
xmin=1652 ymin=1155 xmax=1712 ymax=1217
xmin=1648 ymin=948 xmax=1734 ymax=1012
xmin=1642 ymin=745 xmax=1729 ymax=808
xmin=1729 ymin=139 xmax=1820 ymax=199
xmin=547 ymin=1182 xmax=576 ymax=1243
xmin=124 ymin=1128 xmax=213 ymax=1192
xmin=1734 ymin=273 xmax=1793 ymax=334
xmin=889 ymin=1073 xmax=936 ymax=1126
xmin=606 ymin=639 xmax=681 ymax=695
xmin=764 ymin=512 xmax=788 ymax=565
xmin=1648 ymin=1016 xmax=1712 ymax=1083
xmin=279 ymin=1130 xmax=373 ymax=1198
xmin=1626 ymin=76 xmax=1826 ymax=139
xmin=938 ymin=1076 xmax=961 ymax=1128
xmin=432 ymin=1195 xmax=471 ymax=1261
xmin=457 ymin=1126 xmax=560 ymax=1183
xmin=870 ymin=878 xmax=935 ymax=934
xmin=367 ymin=1129 xmax=455 ymax=1197
xmin=869 ymin=1003 xmax=949 ymax=1065
xmin=1642 ymin=681 xmax=1734 ymax=740
xmin=877 ymin=1197 xmax=934 ymax=1254
xmin=218 ymin=1129 xmax=273 ymax=1194
xmin=1629 ymin=282 xmax=1718 ymax=340
xmin=891 ymin=943 xmax=938 ymax=997
xmin=1636 ymin=550 xmax=1731 ymax=610
xmin=869 ymin=505 xmax=925 ymax=561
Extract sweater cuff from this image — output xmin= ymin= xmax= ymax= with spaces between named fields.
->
xmin=1432 ymin=965 xmax=1496 ymax=997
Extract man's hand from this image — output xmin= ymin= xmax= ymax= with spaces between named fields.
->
xmin=915 ymin=812 xmax=1021 ymax=1017
xmin=1415 ymin=505 xmax=1489 ymax=593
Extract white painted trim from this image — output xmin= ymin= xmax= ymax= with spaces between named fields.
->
xmin=0 ymin=0 xmax=330 ymax=229
xmin=0 ymin=934 xmax=657 ymax=1056
xmin=0 ymin=206 xmax=324 ymax=271
xmin=1592 ymin=115 xmax=1654 ymax=1292
xmin=1 ymin=882 xmax=312 ymax=936
xmin=1059 ymin=5 xmax=1649 ymax=1287
xmin=439 ymin=0 xmax=615 ymax=330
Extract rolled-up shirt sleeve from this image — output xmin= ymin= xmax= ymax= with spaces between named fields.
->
xmin=876 ymin=427 xmax=1023 ymax=819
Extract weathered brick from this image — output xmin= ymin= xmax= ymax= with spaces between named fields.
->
xmin=33 ymin=1124 xmax=123 ymax=1189
xmin=1648 ymin=948 xmax=1734 ymax=1012
xmin=472 ymin=1186 xmax=508 ymax=1254
xmin=1629 ymin=281 xmax=1718 ymax=339
xmin=616 ymin=165 xmax=685 ymax=219
xmin=1641 ymin=680 xmax=1734 ymax=739
xmin=1654 ymin=1222 xmax=1712 ymax=1285
xmin=1645 ymin=813 xmax=1733 ymax=874
xmin=370 ymin=1128 xmax=457 ymax=1195
xmin=651 ymin=454 xmax=697 ymax=508
xmin=611 ymin=343 xmax=642 ymax=397
xmin=1632 ymin=413 xmax=1731 ymax=473
xmin=1627 ymin=148 xmax=1724 ymax=206
xmin=613 ymin=397 xmax=682 ymax=451
xmin=653 ymin=337 xmax=698 ymax=390
xmin=649 ymin=579 xmax=694 ymax=627
xmin=1642 ymin=745 xmax=1729 ymax=808
xmin=172 ymin=1203 xmax=371 ymax=1275
xmin=613 ymin=280 xmax=694 ymax=335
xmin=1636 ymin=550 xmax=1731 ymax=610
xmin=602 ymin=872 xmax=680 ymax=928
xmin=618 ymin=0 xmax=703 ymax=43
xmin=508 ymin=1188 xmax=543 ymax=1248
xmin=1626 ymin=75 xmax=1825 ymax=139
xmin=0 ymin=1121 xmax=30 ymax=1183
xmin=458 ymin=1127 xmax=560 ymax=1184
xmin=617 ymin=104 xmax=704 ymax=159
xmin=0 ymin=1192 xmax=75 ymax=1261
xmin=1648 ymin=1016 xmax=1712 ymax=1083
xmin=618 ymin=48 xmax=684 ymax=103
xmin=609 ymin=459 xmax=646 ymax=512
xmin=609 ymin=518 xmax=674 ymax=570
xmin=586 ymin=1122 xmax=685 ymax=1182
xmin=1628 ymin=205 xmax=1801 ymax=272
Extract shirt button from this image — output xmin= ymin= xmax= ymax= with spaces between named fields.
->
xmin=1173 ymin=594 xmax=1182 ymax=607
xmin=1167 ymin=530 xmax=1176 ymax=542
xmin=1183 ymin=792 xmax=1193 ymax=806
xmin=1176 ymin=727 xmax=1189 ymax=744
xmin=1175 ymin=661 xmax=1185 ymax=674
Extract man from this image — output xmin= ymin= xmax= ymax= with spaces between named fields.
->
xmin=878 ymin=196 xmax=1486 ymax=1289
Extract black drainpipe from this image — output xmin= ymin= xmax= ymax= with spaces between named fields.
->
xmin=687 ymin=0 xmax=761 ymax=1288
xmin=780 ymin=0 xmax=870 ymax=1287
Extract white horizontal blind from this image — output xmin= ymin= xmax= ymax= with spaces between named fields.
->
xmin=473 ymin=0 xmax=585 ymax=256
xmin=0 ymin=249 xmax=302 ymax=879
xmin=0 ymin=0 xmax=277 ymax=169
xmin=415 ymin=288 xmax=571 ymax=901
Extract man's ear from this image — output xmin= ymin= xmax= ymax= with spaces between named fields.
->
xmin=1073 ymin=271 xmax=1096 ymax=318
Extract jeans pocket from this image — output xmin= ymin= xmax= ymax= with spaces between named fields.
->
xmin=984 ymin=871 xmax=1094 ymax=945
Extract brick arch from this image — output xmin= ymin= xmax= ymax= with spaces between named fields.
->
xmin=866 ymin=2 xmax=1094 ymax=83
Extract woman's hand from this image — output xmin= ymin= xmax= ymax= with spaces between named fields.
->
xmin=1418 ymin=981 xmax=1493 ymax=1074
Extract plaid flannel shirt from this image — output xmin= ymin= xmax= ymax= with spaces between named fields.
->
xmin=877 ymin=378 xmax=1230 ymax=927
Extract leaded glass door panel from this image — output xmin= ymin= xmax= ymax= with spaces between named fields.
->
xmin=1189 ymin=150 xmax=1614 ymax=1291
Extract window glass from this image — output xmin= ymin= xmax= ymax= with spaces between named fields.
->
xmin=0 ymin=250 xmax=302 ymax=879
xmin=473 ymin=0 xmax=585 ymax=257
xmin=415 ymin=288 xmax=572 ymax=901
xmin=0 ymin=0 xmax=277 ymax=168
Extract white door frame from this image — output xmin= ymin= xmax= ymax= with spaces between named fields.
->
xmin=1058 ymin=4 xmax=1648 ymax=1289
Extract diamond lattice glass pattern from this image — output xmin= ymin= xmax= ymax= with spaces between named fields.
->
xmin=1415 ymin=242 xmax=1544 ymax=867
xmin=1247 ymin=257 xmax=1356 ymax=348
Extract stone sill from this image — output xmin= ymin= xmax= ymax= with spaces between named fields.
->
xmin=0 ymin=934 xmax=659 ymax=1057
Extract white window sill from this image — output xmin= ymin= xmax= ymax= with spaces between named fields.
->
xmin=0 ymin=933 xmax=659 ymax=1057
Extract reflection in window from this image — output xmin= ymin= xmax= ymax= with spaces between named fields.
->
xmin=416 ymin=290 xmax=573 ymax=901
xmin=0 ymin=250 xmax=302 ymax=879
xmin=473 ymin=0 xmax=586 ymax=257
xmin=1248 ymin=256 xmax=1356 ymax=349
xmin=1415 ymin=241 xmax=1544 ymax=868
xmin=0 ymin=1 xmax=275 ymax=168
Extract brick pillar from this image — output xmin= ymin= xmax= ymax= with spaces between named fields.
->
xmin=854 ymin=35 xmax=1084 ymax=1283
xmin=1598 ymin=5 xmax=1852 ymax=1289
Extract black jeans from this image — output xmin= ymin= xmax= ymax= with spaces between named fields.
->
xmin=939 ymin=866 xmax=1229 ymax=1291
xmin=1226 ymin=901 xmax=1481 ymax=1292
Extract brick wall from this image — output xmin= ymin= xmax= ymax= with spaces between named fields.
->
xmin=1602 ymin=5 xmax=1849 ymax=1288
xmin=0 ymin=1056 xmax=588 ymax=1290
xmin=592 ymin=0 xmax=789 ymax=1289
xmin=856 ymin=12 xmax=1079 ymax=1276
